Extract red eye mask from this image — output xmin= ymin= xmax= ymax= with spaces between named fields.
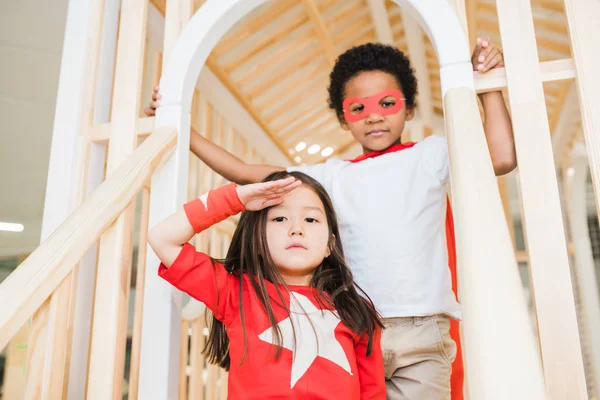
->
xmin=342 ymin=89 xmax=406 ymax=123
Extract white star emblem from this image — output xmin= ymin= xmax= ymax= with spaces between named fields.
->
xmin=199 ymin=192 xmax=209 ymax=209
xmin=258 ymin=291 xmax=352 ymax=388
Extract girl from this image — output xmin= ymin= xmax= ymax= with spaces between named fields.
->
xmin=148 ymin=171 xmax=385 ymax=399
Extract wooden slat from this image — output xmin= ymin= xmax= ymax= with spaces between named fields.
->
xmin=86 ymin=1 xmax=150 ymax=396
xmin=245 ymin=48 xmax=322 ymax=98
xmin=466 ymin=0 xmax=478 ymax=47
xmin=261 ymin=78 xmax=327 ymax=119
xmin=189 ymin=317 xmax=205 ymax=400
xmin=273 ymin=104 xmax=327 ymax=134
xmin=214 ymin=0 xmax=294 ymax=56
xmin=90 ymin=117 xmax=156 ymax=142
xmin=495 ymin=0 xmax=587 ymax=397
xmin=179 ymin=320 xmax=190 ymax=399
xmin=301 ymin=0 xmax=337 ymax=66
xmin=474 ymin=58 xmax=575 ymax=93
xmin=222 ymin=14 xmax=310 ymax=70
xmin=127 ymin=186 xmax=151 ymax=400
xmin=366 ymin=0 xmax=395 ymax=44
xmin=280 ymin=109 xmax=333 ymax=142
xmin=206 ymin=56 xmax=293 ymax=162
xmin=237 ymin=37 xmax=318 ymax=87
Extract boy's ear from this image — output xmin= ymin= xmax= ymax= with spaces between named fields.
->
xmin=405 ymin=106 xmax=416 ymax=121
xmin=337 ymin=112 xmax=350 ymax=131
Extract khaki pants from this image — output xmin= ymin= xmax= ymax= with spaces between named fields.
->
xmin=381 ymin=315 xmax=457 ymax=400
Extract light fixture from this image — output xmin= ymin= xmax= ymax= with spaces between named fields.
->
xmin=0 ymin=222 xmax=24 ymax=232
xmin=321 ymin=147 xmax=334 ymax=157
xmin=295 ymin=142 xmax=306 ymax=152
xmin=294 ymin=156 xmax=302 ymax=163
xmin=307 ymin=144 xmax=321 ymax=155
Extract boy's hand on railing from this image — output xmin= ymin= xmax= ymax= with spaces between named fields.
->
xmin=144 ymin=86 xmax=161 ymax=116
xmin=471 ymin=36 xmax=504 ymax=73
xmin=236 ymin=177 xmax=302 ymax=211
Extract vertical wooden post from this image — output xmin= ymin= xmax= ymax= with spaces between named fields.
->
xmin=444 ymin=87 xmax=546 ymax=399
xmin=86 ymin=0 xmax=149 ymax=398
xmin=179 ymin=320 xmax=190 ymax=399
xmin=495 ymin=0 xmax=587 ymax=397
xmin=189 ymin=317 xmax=206 ymax=400
xmin=127 ymin=187 xmax=151 ymax=399
xmin=138 ymin=0 xmax=193 ymax=397
xmin=24 ymin=0 xmax=108 ymax=398
xmin=2 ymin=255 xmax=30 ymax=399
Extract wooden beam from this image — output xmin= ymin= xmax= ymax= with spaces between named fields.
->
xmin=86 ymin=0 xmax=149 ymax=397
xmin=246 ymin=51 xmax=324 ymax=100
xmin=474 ymin=58 xmax=575 ymax=93
xmin=206 ymin=56 xmax=293 ymax=162
xmin=495 ymin=0 xmax=587 ymax=396
xmin=238 ymin=37 xmax=318 ymax=88
xmin=301 ymin=0 xmax=337 ymax=66
xmin=222 ymin=14 xmax=310 ymax=70
xmin=466 ymin=0 xmax=478 ymax=48
xmin=365 ymin=0 xmax=394 ymax=44
xmin=127 ymin=186 xmax=151 ymax=400
xmin=214 ymin=0 xmax=293 ymax=57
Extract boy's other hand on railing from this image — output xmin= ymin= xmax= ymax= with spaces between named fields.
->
xmin=144 ymin=86 xmax=161 ymax=116
xmin=471 ymin=36 xmax=504 ymax=73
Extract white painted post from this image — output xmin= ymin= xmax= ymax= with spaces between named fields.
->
xmin=66 ymin=1 xmax=119 ymax=398
xmin=139 ymin=1 xmax=277 ymax=397
xmin=24 ymin=0 xmax=108 ymax=398
xmin=395 ymin=1 xmax=545 ymax=398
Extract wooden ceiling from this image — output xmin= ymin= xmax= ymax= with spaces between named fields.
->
xmin=153 ymin=0 xmax=574 ymax=165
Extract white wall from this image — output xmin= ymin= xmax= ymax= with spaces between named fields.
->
xmin=0 ymin=0 xmax=70 ymax=257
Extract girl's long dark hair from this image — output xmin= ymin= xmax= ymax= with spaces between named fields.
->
xmin=204 ymin=171 xmax=383 ymax=370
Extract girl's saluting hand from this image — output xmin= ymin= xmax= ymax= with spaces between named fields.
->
xmin=236 ymin=177 xmax=302 ymax=211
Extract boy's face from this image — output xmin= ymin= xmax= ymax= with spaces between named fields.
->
xmin=340 ymin=70 xmax=414 ymax=153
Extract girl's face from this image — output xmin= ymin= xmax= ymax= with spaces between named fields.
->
xmin=340 ymin=70 xmax=415 ymax=153
xmin=266 ymin=186 xmax=332 ymax=286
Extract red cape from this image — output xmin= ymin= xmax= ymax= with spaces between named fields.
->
xmin=350 ymin=142 xmax=464 ymax=400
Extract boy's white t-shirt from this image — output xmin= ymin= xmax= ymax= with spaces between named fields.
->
xmin=288 ymin=135 xmax=462 ymax=319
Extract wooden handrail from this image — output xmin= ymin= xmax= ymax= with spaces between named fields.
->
xmin=0 ymin=126 xmax=177 ymax=350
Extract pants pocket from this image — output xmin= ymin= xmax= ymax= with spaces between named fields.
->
xmin=432 ymin=315 xmax=457 ymax=366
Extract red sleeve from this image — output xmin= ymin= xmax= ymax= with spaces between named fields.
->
xmin=158 ymin=244 xmax=238 ymax=324
xmin=355 ymin=328 xmax=386 ymax=399
xmin=158 ymin=183 xmax=245 ymax=324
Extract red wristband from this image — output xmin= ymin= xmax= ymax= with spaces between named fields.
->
xmin=183 ymin=183 xmax=246 ymax=233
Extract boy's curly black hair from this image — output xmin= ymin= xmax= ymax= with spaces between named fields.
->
xmin=327 ymin=43 xmax=418 ymax=121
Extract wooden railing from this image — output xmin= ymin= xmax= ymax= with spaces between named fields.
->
xmin=0 ymin=126 xmax=177 ymax=351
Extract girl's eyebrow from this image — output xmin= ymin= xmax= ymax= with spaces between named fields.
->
xmin=303 ymin=206 xmax=325 ymax=215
